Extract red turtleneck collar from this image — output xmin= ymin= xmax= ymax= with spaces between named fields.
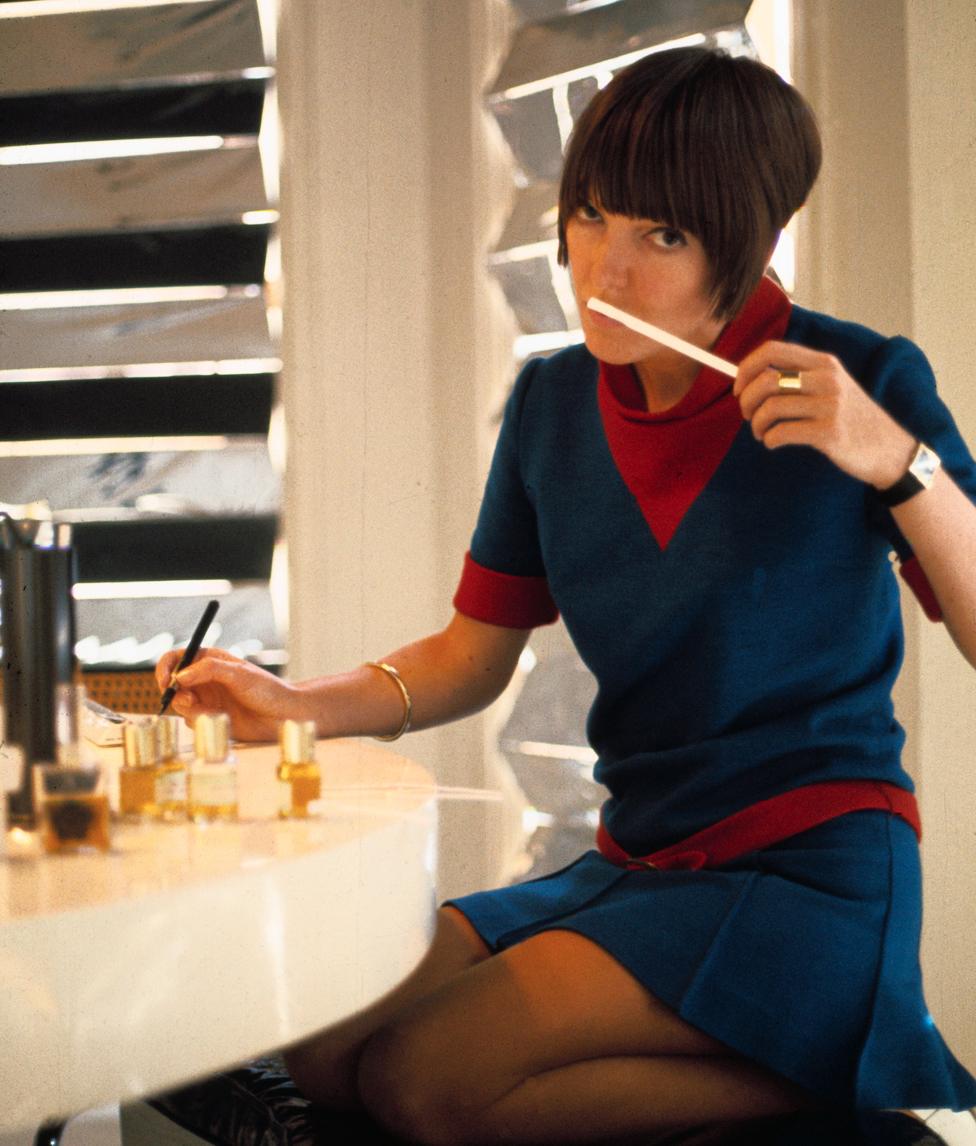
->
xmin=598 ymin=275 xmax=793 ymax=549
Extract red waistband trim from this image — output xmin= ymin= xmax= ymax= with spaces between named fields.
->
xmin=596 ymin=781 xmax=921 ymax=871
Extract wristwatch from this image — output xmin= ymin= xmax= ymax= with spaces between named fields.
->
xmin=876 ymin=441 xmax=941 ymax=507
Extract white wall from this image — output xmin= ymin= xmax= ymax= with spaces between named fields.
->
xmin=904 ymin=1 xmax=976 ymax=1066
xmin=276 ymin=0 xmax=521 ymax=899
xmin=795 ymin=0 xmax=976 ymax=1068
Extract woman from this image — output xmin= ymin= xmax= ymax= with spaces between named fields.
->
xmin=157 ymin=48 xmax=976 ymax=1144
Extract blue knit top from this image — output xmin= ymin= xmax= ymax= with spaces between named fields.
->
xmin=454 ymin=279 xmax=976 ymax=855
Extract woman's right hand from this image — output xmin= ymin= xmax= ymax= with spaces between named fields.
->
xmin=155 ymin=647 xmax=306 ymax=741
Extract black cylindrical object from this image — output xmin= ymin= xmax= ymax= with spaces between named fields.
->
xmin=0 ymin=517 xmax=77 ymax=826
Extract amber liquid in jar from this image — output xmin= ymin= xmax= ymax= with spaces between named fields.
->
xmin=154 ymin=714 xmax=187 ymax=820
xmin=120 ymin=762 xmax=187 ymax=821
xmin=35 ymin=762 xmax=112 ymax=853
xmin=40 ymin=793 xmax=111 ymax=853
xmin=119 ymin=718 xmax=174 ymax=821
xmin=278 ymin=762 xmax=321 ymax=817
xmin=278 ymin=720 xmax=320 ymax=818
xmin=119 ymin=765 xmax=158 ymax=820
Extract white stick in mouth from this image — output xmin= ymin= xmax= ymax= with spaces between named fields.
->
xmin=587 ymin=297 xmax=737 ymax=379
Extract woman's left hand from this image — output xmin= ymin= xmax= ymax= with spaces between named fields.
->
xmin=734 ymin=341 xmax=916 ymax=489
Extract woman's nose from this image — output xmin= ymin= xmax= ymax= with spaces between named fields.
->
xmin=593 ymin=232 xmax=631 ymax=292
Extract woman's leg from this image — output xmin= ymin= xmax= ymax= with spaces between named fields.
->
xmin=357 ymin=927 xmax=821 ymax=1145
xmin=283 ymin=906 xmax=490 ymax=1108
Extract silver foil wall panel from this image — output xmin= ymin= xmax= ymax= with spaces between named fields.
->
xmin=75 ymin=586 xmax=280 ymax=663
xmin=492 ymin=88 xmax=565 ymax=182
xmin=486 ymin=4 xmax=753 ymax=340
xmin=0 ymin=294 xmax=275 ymax=373
xmin=0 ymin=445 xmax=278 ymax=516
xmin=489 ymin=258 xmax=568 ymax=335
xmin=1 ymin=144 xmax=268 ymax=237
xmin=0 ymin=0 xmax=279 ymax=669
xmin=508 ymin=0 xmax=573 ymax=24
xmin=491 ymin=182 xmax=559 ymax=252
xmin=490 ymin=0 xmax=751 ymax=97
xmin=0 ymin=0 xmax=266 ymax=95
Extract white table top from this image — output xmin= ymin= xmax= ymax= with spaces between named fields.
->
xmin=0 ymin=739 xmax=438 ymax=1132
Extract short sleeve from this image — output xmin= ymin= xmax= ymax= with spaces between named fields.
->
xmin=866 ymin=336 xmax=976 ymax=620
xmin=452 ymin=359 xmax=558 ymax=629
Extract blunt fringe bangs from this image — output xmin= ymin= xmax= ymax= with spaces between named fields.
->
xmin=557 ymin=48 xmax=822 ymax=318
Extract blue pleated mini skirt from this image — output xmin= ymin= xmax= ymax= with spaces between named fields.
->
xmin=446 ymin=810 xmax=976 ymax=1111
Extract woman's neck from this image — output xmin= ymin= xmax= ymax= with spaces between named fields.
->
xmin=632 ymin=317 xmax=727 ymax=412
xmin=632 ymin=355 xmax=702 ymax=413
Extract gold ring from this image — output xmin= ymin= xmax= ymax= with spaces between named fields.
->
xmin=777 ymin=372 xmax=803 ymax=392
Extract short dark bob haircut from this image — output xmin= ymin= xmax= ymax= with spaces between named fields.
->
xmin=558 ymin=47 xmax=822 ymax=319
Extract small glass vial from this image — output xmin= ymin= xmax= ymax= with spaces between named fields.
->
xmin=278 ymin=719 xmax=320 ymax=818
xmin=34 ymin=762 xmax=111 ymax=854
xmin=32 ymin=685 xmax=111 ymax=852
xmin=119 ymin=719 xmax=161 ymax=820
xmin=153 ymin=714 xmax=188 ymax=821
xmin=188 ymin=712 xmax=238 ymax=823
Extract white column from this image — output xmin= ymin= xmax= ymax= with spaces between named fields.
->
xmin=277 ymin=0 xmax=440 ymax=677
xmin=794 ymin=0 xmax=976 ymax=1066
xmin=276 ymin=0 xmax=520 ymax=898
xmin=903 ymin=0 xmax=976 ymax=1063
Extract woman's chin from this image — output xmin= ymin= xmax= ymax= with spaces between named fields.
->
xmin=580 ymin=329 xmax=640 ymax=365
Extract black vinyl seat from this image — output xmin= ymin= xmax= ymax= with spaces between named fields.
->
xmin=136 ymin=1057 xmax=952 ymax=1146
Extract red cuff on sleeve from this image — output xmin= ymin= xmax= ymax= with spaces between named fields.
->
xmin=899 ymin=555 xmax=943 ymax=622
xmin=452 ymin=552 xmax=559 ymax=629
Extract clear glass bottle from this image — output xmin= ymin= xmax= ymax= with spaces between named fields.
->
xmin=187 ymin=712 xmax=238 ymax=823
xmin=153 ymin=714 xmax=188 ymax=821
xmin=119 ymin=719 xmax=160 ymax=820
xmin=32 ymin=684 xmax=111 ymax=853
xmin=34 ymin=761 xmax=111 ymax=853
xmin=278 ymin=719 xmax=320 ymax=818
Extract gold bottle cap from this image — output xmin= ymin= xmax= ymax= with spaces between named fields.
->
xmin=155 ymin=714 xmax=179 ymax=761
xmin=123 ymin=719 xmax=158 ymax=767
xmin=279 ymin=719 xmax=316 ymax=764
xmin=194 ymin=712 xmax=230 ymax=763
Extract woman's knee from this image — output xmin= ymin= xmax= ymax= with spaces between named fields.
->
xmin=357 ymin=1019 xmax=477 ymax=1146
xmin=282 ymin=908 xmax=490 ymax=1112
xmin=282 ymin=1037 xmax=360 ymax=1109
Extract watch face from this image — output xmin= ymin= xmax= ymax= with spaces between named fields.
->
xmin=910 ymin=444 xmax=941 ymax=489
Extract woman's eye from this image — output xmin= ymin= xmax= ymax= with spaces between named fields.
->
xmin=577 ymin=203 xmax=603 ymax=222
xmin=650 ymin=227 xmax=687 ymax=249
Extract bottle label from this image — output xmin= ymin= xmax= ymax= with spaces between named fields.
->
xmin=190 ymin=766 xmax=237 ymax=806
xmin=156 ymin=768 xmax=187 ymax=804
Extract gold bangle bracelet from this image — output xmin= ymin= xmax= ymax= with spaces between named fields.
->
xmin=365 ymin=661 xmax=413 ymax=741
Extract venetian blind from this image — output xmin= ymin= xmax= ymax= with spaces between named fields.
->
xmin=0 ymin=0 xmax=283 ymax=674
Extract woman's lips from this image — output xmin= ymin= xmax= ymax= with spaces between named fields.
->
xmin=585 ymin=302 xmax=626 ymax=329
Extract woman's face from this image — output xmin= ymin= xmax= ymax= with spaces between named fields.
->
xmin=566 ymin=202 xmax=725 ymax=382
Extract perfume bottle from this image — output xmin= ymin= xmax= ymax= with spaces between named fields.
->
xmin=153 ymin=714 xmax=187 ymax=821
xmin=33 ymin=685 xmax=111 ymax=852
xmin=119 ymin=719 xmax=159 ymax=820
xmin=34 ymin=762 xmax=111 ymax=854
xmin=278 ymin=719 xmax=320 ymax=818
xmin=187 ymin=712 xmax=238 ymax=823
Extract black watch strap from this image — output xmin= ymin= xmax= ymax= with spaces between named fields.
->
xmin=876 ymin=442 xmax=941 ymax=507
